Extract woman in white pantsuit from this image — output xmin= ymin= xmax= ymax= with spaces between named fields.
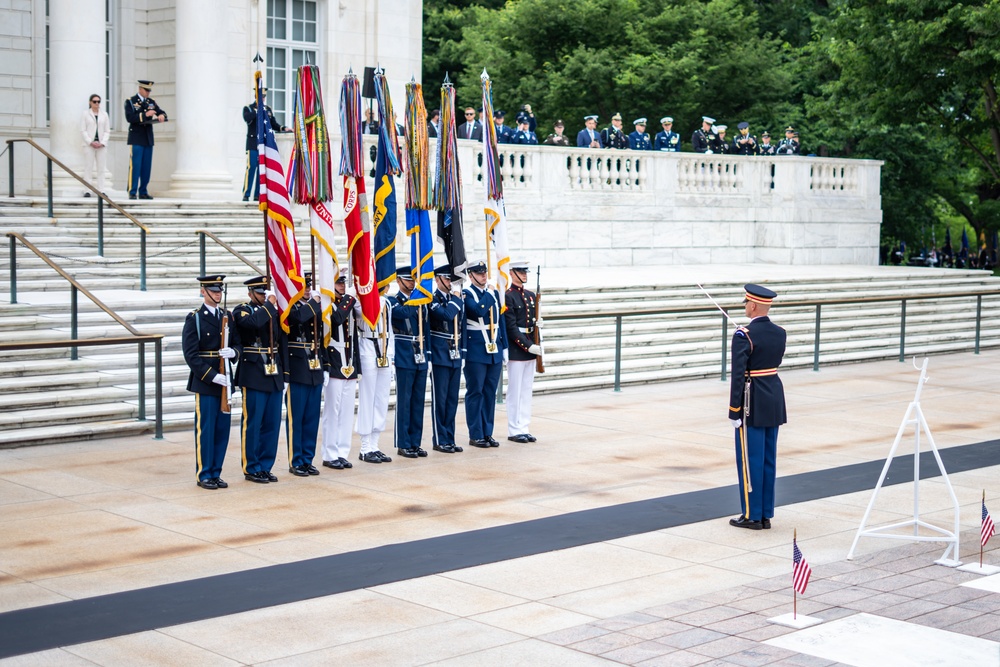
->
xmin=80 ymin=94 xmax=111 ymax=195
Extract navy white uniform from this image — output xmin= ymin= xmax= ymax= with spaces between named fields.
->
xmin=233 ymin=277 xmax=288 ymax=482
xmin=356 ymin=296 xmax=394 ymax=461
xmin=181 ymin=276 xmax=241 ymax=488
xmin=505 ymin=276 xmax=539 ymax=441
xmin=462 ymin=264 xmax=508 ymax=446
xmin=242 ymin=98 xmax=283 ymax=201
xmin=729 ymin=285 xmax=787 ymax=527
xmin=392 ymin=283 xmax=430 ymax=455
xmin=321 ymin=290 xmax=359 ymax=467
xmin=428 ymin=269 xmax=465 ymax=452
xmin=124 ymin=81 xmax=168 ymax=198
xmin=284 ymin=294 xmax=324 ymax=474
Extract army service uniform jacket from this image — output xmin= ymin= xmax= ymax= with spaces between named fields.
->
xmin=233 ymin=300 xmax=288 ymax=393
xmin=728 ymin=317 xmax=787 ymax=428
xmin=182 ymin=304 xmax=242 ymax=396
xmin=285 ymin=298 xmax=324 ymax=387
xmin=125 ymin=94 xmax=168 ymax=146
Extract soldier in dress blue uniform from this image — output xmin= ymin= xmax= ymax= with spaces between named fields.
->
xmin=494 ymin=110 xmax=514 ymax=144
xmin=728 ymin=284 xmax=787 ymax=530
xmin=577 ymin=115 xmax=603 ymax=148
xmin=462 ymin=260 xmax=508 ymax=448
xmin=391 ymin=266 xmax=430 ymax=458
xmin=732 ymin=121 xmax=758 ymax=155
xmin=512 ymin=113 xmax=538 ymax=144
xmin=628 ymin=118 xmax=653 ymax=151
xmin=242 ymin=87 xmax=288 ymax=202
xmin=124 ymin=80 xmax=168 ymax=200
xmin=284 ymin=273 xmax=324 ymax=477
xmin=758 ymin=131 xmax=776 ymax=156
xmin=428 ymin=264 xmax=466 ymax=454
xmin=654 ymin=117 xmax=681 ymax=152
xmin=182 ymin=275 xmax=241 ymax=490
xmin=233 ymin=275 xmax=288 ymax=484
xmin=504 ymin=261 xmax=543 ymax=443
xmin=691 ymin=115 xmax=716 ymax=153
xmin=777 ymin=126 xmax=800 ymax=155
xmin=320 ymin=275 xmax=359 ymax=470
xmin=601 ymin=113 xmax=629 ymax=150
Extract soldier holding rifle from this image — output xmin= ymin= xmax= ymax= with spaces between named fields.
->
xmin=182 ymin=275 xmax=240 ymax=490
xmin=504 ymin=261 xmax=543 ymax=443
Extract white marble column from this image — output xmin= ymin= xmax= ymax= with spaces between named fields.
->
xmin=48 ymin=0 xmax=106 ymax=196
xmin=168 ymin=0 xmax=233 ymax=198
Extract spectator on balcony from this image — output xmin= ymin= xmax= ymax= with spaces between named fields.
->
xmin=711 ymin=125 xmax=731 ymax=154
xmin=80 ymin=93 xmax=110 ymax=197
xmin=692 ymin=116 xmax=716 ymax=153
xmin=494 ymin=109 xmax=514 ymax=144
xmin=428 ymin=108 xmax=440 ymax=138
xmin=512 ymin=113 xmax=538 ymax=144
xmin=654 ymin=117 xmax=681 ymax=152
xmin=758 ymin=131 xmax=776 ymax=155
xmin=777 ymin=126 xmax=800 ymax=155
xmin=519 ymin=104 xmax=537 ymax=133
xmin=363 ymin=107 xmax=379 ymax=135
xmin=628 ymin=118 xmax=652 ymax=151
xmin=601 ymin=113 xmax=629 ymax=150
xmin=543 ymin=120 xmax=571 ymax=146
xmin=732 ymin=121 xmax=758 ymax=155
xmin=457 ymin=107 xmax=482 ymax=140
xmin=577 ymin=115 xmax=603 ymax=148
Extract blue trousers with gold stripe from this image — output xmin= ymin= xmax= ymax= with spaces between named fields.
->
xmin=734 ymin=425 xmax=778 ymax=521
xmin=242 ymin=388 xmax=282 ymax=474
xmin=194 ymin=393 xmax=230 ymax=481
xmin=285 ymin=382 xmax=321 ymax=468
xmin=242 ymin=149 xmax=259 ymax=200
xmin=128 ymin=145 xmax=153 ymax=197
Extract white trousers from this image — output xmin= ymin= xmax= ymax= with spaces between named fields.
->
xmin=356 ymin=339 xmax=392 ymax=453
xmin=506 ymin=360 xmax=535 ymax=436
xmin=321 ymin=377 xmax=356 ymax=461
xmin=82 ymin=145 xmax=106 ymax=193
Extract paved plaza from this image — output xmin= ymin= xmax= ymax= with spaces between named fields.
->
xmin=1 ymin=350 xmax=999 ymax=665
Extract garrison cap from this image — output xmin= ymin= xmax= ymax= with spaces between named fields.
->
xmin=137 ymin=79 xmax=154 ymax=89
xmin=244 ymin=275 xmax=269 ymax=293
xmin=633 ymin=117 xmax=647 ymax=126
xmin=660 ymin=116 xmax=673 ymax=124
xmin=611 ymin=112 xmax=622 ymax=121
xmin=744 ymin=283 xmax=777 ymax=305
xmin=467 ymin=259 xmax=488 ymax=274
xmin=198 ymin=274 xmax=225 ymax=292
xmin=737 ymin=121 xmax=750 ymax=130
xmin=702 ymin=116 xmax=716 ymax=124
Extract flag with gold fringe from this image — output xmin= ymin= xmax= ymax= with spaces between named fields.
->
xmin=435 ymin=75 xmax=467 ymax=279
xmin=403 ymin=78 xmax=434 ymax=306
xmin=339 ymin=71 xmax=380 ymax=329
xmin=480 ymin=69 xmax=511 ymax=302
xmin=255 ymin=70 xmax=304 ymax=332
xmin=372 ymin=68 xmax=401 ymax=295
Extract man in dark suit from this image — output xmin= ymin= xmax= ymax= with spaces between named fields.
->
xmin=242 ymin=87 xmax=288 ymax=202
xmin=391 ymin=266 xmax=430 ymax=458
xmin=428 ymin=264 xmax=465 ymax=453
xmin=576 ymin=115 xmax=602 ymax=148
xmin=458 ymin=107 xmax=482 ymax=140
xmin=124 ymin=79 xmax=168 ymax=200
xmin=428 ymin=108 xmax=440 ymax=138
xmin=182 ymin=275 xmax=241 ymax=490
xmin=728 ymin=284 xmax=787 ymax=530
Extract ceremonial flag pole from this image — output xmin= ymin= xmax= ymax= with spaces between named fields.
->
xmin=403 ymin=77 xmax=435 ymax=360
xmin=479 ymin=69 xmax=510 ymax=304
xmin=372 ymin=66 xmax=402 ymax=294
xmin=983 ymin=490 xmax=996 ymax=568
xmin=434 ymin=73 xmax=467 ymax=279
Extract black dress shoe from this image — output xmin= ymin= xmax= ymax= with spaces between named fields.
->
xmin=762 ymin=518 xmax=771 ymax=529
xmin=397 ymin=448 xmax=419 ymax=458
xmin=338 ymin=457 xmax=353 ymax=468
xmin=197 ymin=478 xmax=218 ymax=490
xmin=416 ymin=448 xmax=428 ymax=457
xmin=507 ymin=434 xmax=530 ymax=443
xmin=360 ymin=451 xmax=382 ymax=463
xmin=433 ymin=444 xmax=456 ymax=453
xmin=323 ymin=459 xmax=344 ymax=469
xmin=83 ymin=192 xmax=91 ymax=198
xmin=486 ymin=435 xmax=500 ymax=447
xmin=305 ymin=464 xmax=319 ymax=475
xmin=242 ymin=196 xmax=249 ymax=202
xmin=289 ymin=465 xmax=309 ymax=477
xmin=245 ymin=472 xmax=268 ymax=483
xmin=524 ymin=434 xmax=537 ymax=442
xmin=213 ymin=477 xmax=228 ymax=488
xmin=265 ymin=471 xmax=278 ymax=482
xmin=375 ymin=451 xmax=392 ymax=462
xmin=451 ymin=444 xmax=464 ymax=452
xmin=469 ymin=438 xmax=490 ymax=448
xmin=139 ymin=194 xmax=153 ymax=200
xmin=128 ymin=194 xmax=137 ymax=200
xmin=729 ymin=516 xmax=763 ymax=530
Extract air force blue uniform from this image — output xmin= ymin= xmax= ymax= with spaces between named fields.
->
xmin=284 ymin=297 xmax=324 ymax=471
xmin=392 ymin=291 xmax=430 ymax=453
xmin=729 ymin=302 xmax=787 ymax=525
xmin=429 ymin=286 xmax=465 ymax=449
xmin=463 ymin=282 xmax=508 ymax=443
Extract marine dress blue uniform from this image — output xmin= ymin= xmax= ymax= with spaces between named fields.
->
xmin=182 ymin=275 xmax=241 ymax=489
xmin=284 ymin=289 xmax=324 ymax=475
xmin=428 ymin=265 xmax=466 ymax=453
xmin=462 ymin=261 xmax=508 ymax=447
xmin=729 ymin=284 xmax=787 ymax=529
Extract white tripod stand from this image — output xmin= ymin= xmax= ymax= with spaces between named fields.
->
xmin=847 ymin=358 xmax=961 ymax=566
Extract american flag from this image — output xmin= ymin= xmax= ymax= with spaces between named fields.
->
xmin=256 ymin=71 xmax=304 ymax=332
xmin=983 ymin=499 xmax=996 ymax=547
xmin=792 ymin=538 xmax=812 ymax=595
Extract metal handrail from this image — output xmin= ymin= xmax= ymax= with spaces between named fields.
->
xmin=6 ymin=138 xmax=150 ymax=289
xmin=196 ymin=230 xmax=264 ymax=276
xmin=0 ymin=336 xmax=164 ymax=439
xmin=543 ymin=288 xmax=1000 ymax=391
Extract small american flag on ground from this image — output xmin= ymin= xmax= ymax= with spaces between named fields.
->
xmin=793 ymin=537 xmax=812 ymax=594
xmin=983 ymin=499 xmax=996 ymax=547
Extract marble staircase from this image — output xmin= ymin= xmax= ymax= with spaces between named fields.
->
xmin=1 ymin=198 xmax=998 ymax=447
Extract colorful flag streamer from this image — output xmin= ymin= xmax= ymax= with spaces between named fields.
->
xmin=435 ymin=76 xmax=467 ymax=278
xmin=403 ymin=79 xmax=434 ymax=306
xmin=372 ymin=68 xmax=401 ymax=294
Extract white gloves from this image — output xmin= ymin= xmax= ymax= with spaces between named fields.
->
xmin=212 ymin=373 xmax=231 ymax=390
xmin=219 ymin=347 xmax=236 ymax=360
xmin=730 ymin=418 xmax=742 ymax=429
xmin=310 ymin=290 xmax=321 ymax=301
xmin=502 ymin=349 xmax=509 ymax=364
xmin=323 ymin=371 xmax=330 ymax=387
xmin=535 ymin=318 xmax=544 ymax=328
xmin=528 ymin=344 xmax=542 ymax=356
xmin=264 ymin=289 xmax=276 ymax=299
